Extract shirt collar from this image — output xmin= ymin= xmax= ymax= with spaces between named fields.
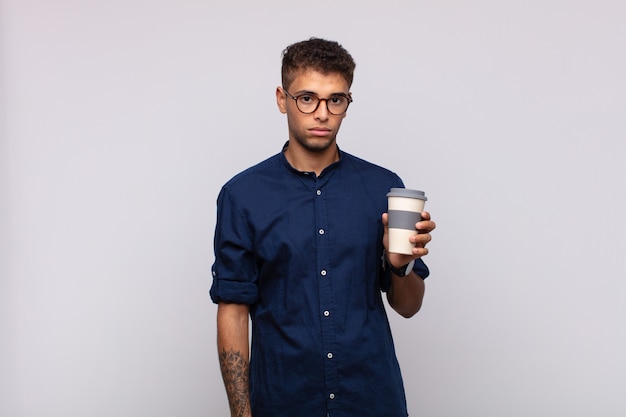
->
xmin=279 ymin=141 xmax=343 ymax=178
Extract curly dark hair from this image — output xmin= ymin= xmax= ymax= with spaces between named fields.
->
xmin=281 ymin=38 xmax=356 ymax=90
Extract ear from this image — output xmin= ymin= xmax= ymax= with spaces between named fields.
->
xmin=276 ymin=87 xmax=287 ymax=114
xmin=343 ymin=92 xmax=352 ymax=118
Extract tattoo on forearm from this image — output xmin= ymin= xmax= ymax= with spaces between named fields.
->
xmin=219 ymin=348 xmax=250 ymax=417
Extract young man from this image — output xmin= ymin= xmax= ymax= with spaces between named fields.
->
xmin=210 ymin=38 xmax=436 ymax=417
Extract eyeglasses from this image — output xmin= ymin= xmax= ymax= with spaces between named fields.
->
xmin=284 ymin=89 xmax=353 ymax=115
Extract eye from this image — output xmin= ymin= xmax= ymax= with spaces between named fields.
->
xmin=329 ymin=96 xmax=345 ymax=104
xmin=298 ymin=95 xmax=315 ymax=104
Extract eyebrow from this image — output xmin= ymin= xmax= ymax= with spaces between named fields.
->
xmin=292 ymin=89 xmax=350 ymax=97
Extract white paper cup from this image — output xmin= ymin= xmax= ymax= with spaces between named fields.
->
xmin=387 ymin=188 xmax=427 ymax=255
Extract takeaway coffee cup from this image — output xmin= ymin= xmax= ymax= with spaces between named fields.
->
xmin=386 ymin=188 xmax=428 ymax=255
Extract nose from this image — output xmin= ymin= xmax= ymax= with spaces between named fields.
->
xmin=313 ymin=98 xmax=330 ymax=120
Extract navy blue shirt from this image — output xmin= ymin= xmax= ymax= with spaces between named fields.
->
xmin=210 ymin=146 xmax=429 ymax=417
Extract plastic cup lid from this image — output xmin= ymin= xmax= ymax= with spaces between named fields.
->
xmin=386 ymin=188 xmax=427 ymax=200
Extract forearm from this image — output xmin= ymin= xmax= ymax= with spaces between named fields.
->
xmin=387 ymin=271 xmax=425 ymax=318
xmin=217 ymin=302 xmax=252 ymax=417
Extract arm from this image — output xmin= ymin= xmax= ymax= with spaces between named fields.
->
xmin=382 ymin=211 xmax=436 ymax=318
xmin=386 ymin=268 xmax=426 ymax=318
xmin=217 ymin=302 xmax=252 ymax=417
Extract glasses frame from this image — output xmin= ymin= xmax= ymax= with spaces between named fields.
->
xmin=283 ymin=89 xmax=353 ymax=115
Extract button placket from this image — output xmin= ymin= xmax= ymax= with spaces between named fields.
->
xmin=314 ymin=181 xmax=338 ymax=403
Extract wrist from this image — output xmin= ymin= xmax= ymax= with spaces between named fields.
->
xmin=383 ymin=251 xmax=415 ymax=277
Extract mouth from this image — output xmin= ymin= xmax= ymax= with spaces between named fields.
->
xmin=309 ymin=127 xmax=332 ymax=137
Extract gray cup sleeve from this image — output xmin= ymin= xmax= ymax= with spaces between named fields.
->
xmin=388 ymin=210 xmax=422 ymax=230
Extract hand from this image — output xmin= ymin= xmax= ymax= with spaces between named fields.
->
xmin=382 ymin=211 xmax=436 ymax=268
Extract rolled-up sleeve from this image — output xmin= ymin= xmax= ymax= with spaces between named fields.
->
xmin=209 ymin=186 xmax=259 ymax=305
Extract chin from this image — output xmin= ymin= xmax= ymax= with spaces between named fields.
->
xmin=303 ymin=137 xmax=336 ymax=152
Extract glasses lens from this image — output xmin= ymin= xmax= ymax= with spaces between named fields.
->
xmin=327 ymin=96 xmax=349 ymax=115
xmin=294 ymin=95 xmax=317 ymax=113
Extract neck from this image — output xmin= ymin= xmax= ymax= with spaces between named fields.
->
xmin=283 ymin=140 xmax=340 ymax=176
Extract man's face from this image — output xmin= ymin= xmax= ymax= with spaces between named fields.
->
xmin=276 ymin=70 xmax=350 ymax=153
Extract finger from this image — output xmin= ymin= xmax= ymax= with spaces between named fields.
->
xmin=411 ymin=233 xmax=432 ymax=247
xmin=416 ymin=221 xmax=436 ymax=233
xmin=416 ymin=212 xmax=435 ymax=232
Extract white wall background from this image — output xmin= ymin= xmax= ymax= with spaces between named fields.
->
xmin=2 ymin=1 xmax=625 ymax=416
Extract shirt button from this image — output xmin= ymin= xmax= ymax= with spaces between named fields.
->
xmin=318 ymin=229 xmax=325 ymax=235
xmin=323 ymin=310 xmax=330 ymax=317
xmin=327 ymin=352 xmax=333 ymax=359
xmin=320 ymin=270 xmax=327 ymax=276
xmin=316 ymin=189 xmax=322 ymax=196
xmin=329 ymin=393 xmax=335 ymax=400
